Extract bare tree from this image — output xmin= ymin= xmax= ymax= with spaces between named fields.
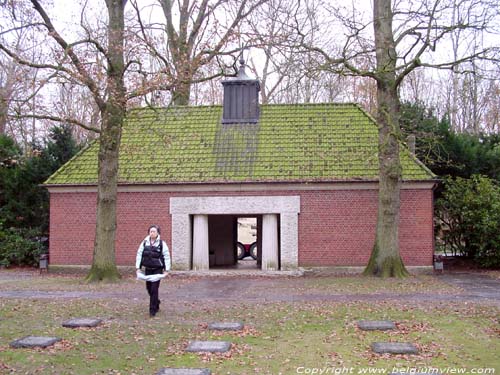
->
xmin=0 ymin=4 xmax=45 ymax=146
xmin=246 ymin=0 xmax=296 ymax=104
xmin=0 ymin=58 xmax=27 ymax=137
xmin=399 ymin=68 xmax=437 ymax=108
xmin=444 ymin=7 xmax=499 ymax=135
xmin=243 ymin=0 xmax=344 ymax=105
xmin=0 ymin=0 xmax=139 ymax=281
xmin=130 ymin=0 xmax=268 ymax=106
xmin=0 ymin=59 xmax=17 ymax=135
xmin=289 ymin=0 xmax=499 ymax=276
xmin=482 ymin=75 xmax=500 ymax=133
xmin=54 ymin=81 xmax=101 ymax=144
xmin=361 ymin=0 xmax=408 ymax=277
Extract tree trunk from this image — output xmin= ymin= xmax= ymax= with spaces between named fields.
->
xmin=86 ymin=0 xmax=127 ymax=282
xmin=363 ymin=0 xmax=408 ymax=277
xmin=171 ymin=50 xmax=193 ymax=106
xmin=0 ymin=96 xmax=7 ymax=135
xmin=0 ymin=63 xmax=15 ymax=136
xmin=172 ymin=78 xmax=191 ymax=106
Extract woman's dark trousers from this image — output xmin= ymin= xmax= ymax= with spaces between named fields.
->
xmin=145 ymin=268 xmax=162 ymax=316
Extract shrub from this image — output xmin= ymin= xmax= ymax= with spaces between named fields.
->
xmin=0 ymin=223 xmax=44 ymax=268
xmin=436 ymin=175 xmax=500 ymax=268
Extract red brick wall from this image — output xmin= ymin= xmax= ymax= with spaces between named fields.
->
xmin=48 ymin=187 xmax=434 ymax=267
xmin=298 ymin=189 xmax=434 ymax=266
xmin=49 ymin=192 xmax=96 ymax=265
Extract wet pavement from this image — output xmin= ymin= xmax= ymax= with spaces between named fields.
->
xmin=170 ymin=273 xmax=500 ymax=306
xmin=438 ymin=272 xmax=500 ymax=300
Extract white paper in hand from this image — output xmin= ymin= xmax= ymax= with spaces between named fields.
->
xmin=136 ymin=270 xmax=167 ymax=282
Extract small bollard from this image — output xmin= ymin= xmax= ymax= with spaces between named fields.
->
xmin=433 ymin=254 xmax=443 ymax=272
xmin=39 ymin=253 xmax=49 ymax=273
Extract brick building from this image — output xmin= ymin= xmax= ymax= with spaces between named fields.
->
xmin=44 ymin=63 xmax=436 ymax=271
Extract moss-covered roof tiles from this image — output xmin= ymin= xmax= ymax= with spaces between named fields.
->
xmin=45 ymin=103 xmax=434 ymax=185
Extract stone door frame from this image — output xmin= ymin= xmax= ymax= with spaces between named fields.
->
xmin=170 ymin=196 xmax=300 ymax=271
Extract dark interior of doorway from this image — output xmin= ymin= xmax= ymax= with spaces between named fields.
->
xmin=207 ymin=215 xmax=260 ymax=270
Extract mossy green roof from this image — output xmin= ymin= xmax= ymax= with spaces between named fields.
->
xmin=45 ymin=103 xmax=434 ymax=185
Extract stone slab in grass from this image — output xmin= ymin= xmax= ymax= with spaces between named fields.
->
xmin=358 ymin=320 xmax=396 ymax=331
xmin=207 ymin=322 xmax=244 ymax=331
xmin=185 ymin=341 xmax=231 ymax=353
xmin=62 ymin=318 xmax=103 ymax=328
xmin=156 ymin=368 xmax=211 ymax=375
xmin=10 ymin=336 xmax=61 ymax=348
xmin=371 ymin=342 xmax=418 ymax=355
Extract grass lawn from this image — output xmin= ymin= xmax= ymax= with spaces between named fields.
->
xmin=0 ymin=274 xmax=498 ymax=374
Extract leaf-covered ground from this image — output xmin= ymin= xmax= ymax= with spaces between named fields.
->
xmin=0 ymin=270 xmax=498 ymax=374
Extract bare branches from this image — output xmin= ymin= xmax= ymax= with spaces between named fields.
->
xmin=0 ymin=0 xmax=130 ymax=140
xmin=282 ymin=0 xmax=500 ymax=112
xmin=0 ymin=43 xmax=71 ymax=74
xmin=152 ymin=0 xmax=269 ymax=105
xmin=30 ymin=0 xmax=106 ymax=111
xmin=2 ymin=0 xmax=497 ymax=134
xmin=13 ymin=113 xmax=101 ymax=133
xmin=0 ymin=23 xmax=46 ymax=36
xmin=128 ymin=0 xmax=173 ymax=78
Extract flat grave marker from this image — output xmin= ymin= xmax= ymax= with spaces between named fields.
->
xmin=371 ymin=342 xmax=418 ymax=355
xmin=62 ymin=318 xmax=103 ymax=328
xmin=358 ymin=320 xmax=396 ymax=331
xmin=156 ymin=369 xmax=211 ymax=375
xmin=207 ymin=322 xmax=244 ymax=331
xmin=10 ymin=336 xmax=61 ymax=349
xmin=185 ymin=341 xmax=231 ymax=353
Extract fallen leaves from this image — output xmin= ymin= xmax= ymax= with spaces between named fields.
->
xmin=0 ymin=361 xmax=15 ymax=372
xmin=196 ymin=323 xmax=261 ymax=338
xmin=198 ymin=343 xmax=251 ymax=363
xmin=1 ymin=272 xmax=499 ymax=374
xmin=393 ymin=321 xmax=435 ymax=335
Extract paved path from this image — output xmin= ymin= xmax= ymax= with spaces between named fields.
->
xmin=169 ymin=273 xmax=500 ymax=306
xmin=438 ymin=272 xmax=500 ymax=300
xmin=0 ymin=271 xmax=499 ymax=306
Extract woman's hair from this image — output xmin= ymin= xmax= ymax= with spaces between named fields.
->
xmin=148 ymin=225 xmax=161 ymax=235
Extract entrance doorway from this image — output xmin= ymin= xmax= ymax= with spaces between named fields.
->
xmin=207 ymin=215 xmax=260 ymax=270
xmin=170 ymin=195 xmax=300 ymax=271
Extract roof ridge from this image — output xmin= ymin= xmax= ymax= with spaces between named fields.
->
xmin=125 ymin=102 xmax=363 ymax=121
xmin=262 ymin=102 xmax=358 ymax=107
xmin=128 ymin=104 xmax=222 ymax=112
xmin=128 ymin=102 xmax=361 ymax=112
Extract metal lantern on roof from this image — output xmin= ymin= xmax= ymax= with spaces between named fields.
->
xmin=221 ymin=56 xmax=260 ymax=124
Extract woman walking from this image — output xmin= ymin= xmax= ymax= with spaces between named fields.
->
xmin=136 ymin=225 xmax=171 ymax=317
